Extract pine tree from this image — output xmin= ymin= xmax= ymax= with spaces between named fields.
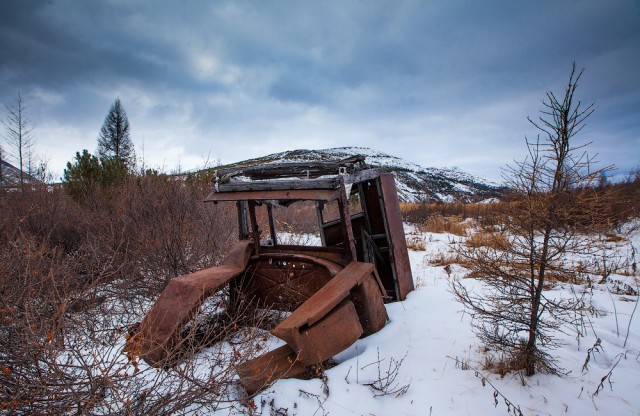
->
xmin=63 ymin=149 xmax=128 ymax=202
xmin=97 ymin=98 xmax=134 ymax=166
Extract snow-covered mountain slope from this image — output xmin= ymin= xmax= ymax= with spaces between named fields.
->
xmin=214 ymin=146 xmax=505 ymax=203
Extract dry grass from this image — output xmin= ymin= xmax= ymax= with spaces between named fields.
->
xmin=429 ymin=252 xmax=466 ymax=267
xmin=542 ymin=270 xmax=581 ymax=285
xmin=603 ymin=232 xmax=625 ymax=243
xmin=465 ymin=230 xmax=510 ymax=250
xmin=416 ymin=215 xmax=469 ymax=236
xmin=399 ymin=182 xmax=640 ymax=231
xmin=406 ymin=235 xmax=426 ymax=251
xmin=400 ymin=202 xmax=507 ymax=227
xmin=481 ymin=351 xmax=528 ymax=379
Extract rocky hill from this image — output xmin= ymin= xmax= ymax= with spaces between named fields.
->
xmin=211 ymin=147 xmax=504 ymax=203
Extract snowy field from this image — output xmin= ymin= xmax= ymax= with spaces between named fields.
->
xmin=216 ymin=224 xmax=640 ymax=416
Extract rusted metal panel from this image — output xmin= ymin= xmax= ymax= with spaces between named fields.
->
xmin=266 ymin=204 xmax=277 ymax=245
xmin=236 ymin=345 xmax=307 ymax=396
xmin=256 ymin=253 xmax=344 ymax=275
xmin=247 ymin=200 xmax=261 ymax=255
xmin=237 ymin=201 xmax=249 ymax=240
xmin=351 ymin=271 xmax=388 ymax=336
xmin=278 ymin=298 xmax=363 ymax=366
xmin=236 ymin=259 xmax=385 ymax=391
xmin=240 ymin=254 xmax=343 ymax=311
xmin=271 ymin=262 xmax=383 ymax=366
xmin=360 ymin=178 xmax=387 ymax=235
xmin=273 ymin=262 xmax=372 ymax=330
xmin=358 ymin=178 xmax=397 ymax=300
xmin=321 ymin=221 xmax=345 ymax=247
xmin=126 ymin=241 xmax=254 ymax=366
xmin=379 ymin=173 xmax=414 ymax=300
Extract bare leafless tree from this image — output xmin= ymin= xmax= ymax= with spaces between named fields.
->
xmin=2 ymin=93 xmax=36 ymax=188
xmin=451 ymin=63 xmax=613 ymax=376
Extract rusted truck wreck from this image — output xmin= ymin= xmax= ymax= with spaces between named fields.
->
xmin=126 ymin=155 xmax=414 ymax=394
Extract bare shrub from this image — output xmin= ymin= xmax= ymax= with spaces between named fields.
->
xmin=448 ymin=356 xmax=524 ymax=415
xmin=0 ymin=236 xmax=118 ymax=414
xmin=121 ymin=174 xmax=237 ymax=288
xmin=0 ymin=170 xmax=246 ymax=414
xmin=361 ymin=349 xmax=410 ymax=398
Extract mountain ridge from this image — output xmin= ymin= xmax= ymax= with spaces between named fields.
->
xmin=212 ymin=146 xmax=505 ymax=203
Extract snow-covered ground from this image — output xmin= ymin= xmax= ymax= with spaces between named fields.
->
xmin=218 ymin=225 xmax=640 ymax=416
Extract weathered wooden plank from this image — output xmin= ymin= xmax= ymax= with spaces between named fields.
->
xmin=205 ymin=189 xmax=339 ymax=202
xmin=214 ymin=170 xmax=384 ymax=192
xmin=216 ymin=156 xmax=367 ymax=179
xmin=338 ymin=175 xmax=357 ymax=261
xmin=217 ymin=178 xmax=339 ymax=192
xmin=343 ymin=168 xmax=385 ymax=186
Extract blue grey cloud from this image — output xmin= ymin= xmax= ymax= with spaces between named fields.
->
xmin=1 ymin=0 xmax=638 ymax=181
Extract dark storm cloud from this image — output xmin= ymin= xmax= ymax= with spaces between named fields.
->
xmin=0 ymin=0 xmax=638 ymax=180
xmin=2 ymin=2 xmax=155 ymax=86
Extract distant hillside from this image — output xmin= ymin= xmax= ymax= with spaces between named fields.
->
xmin=1 ymin=160 xmax=43 ymax=187
xmin=212 ymin=147 xmax=505 ymax=203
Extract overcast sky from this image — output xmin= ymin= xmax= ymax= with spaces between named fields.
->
xmin=1 ymin=0 xmax=638 ymax=182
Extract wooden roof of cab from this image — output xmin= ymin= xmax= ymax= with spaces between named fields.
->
xmin=205 ymin=155 xmax=385 ymax=202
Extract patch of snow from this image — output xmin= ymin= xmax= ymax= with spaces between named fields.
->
xmin=218 ymin=225 xmax=640 ymax=416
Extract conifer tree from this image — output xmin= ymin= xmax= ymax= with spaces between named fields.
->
xmin=97 ymin=98 xmax=134 ymax=166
